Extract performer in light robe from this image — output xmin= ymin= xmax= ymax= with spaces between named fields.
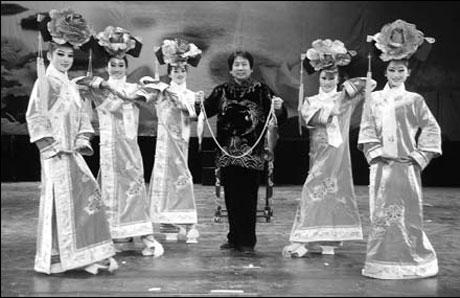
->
xmin=27 ymin=9 xmax=117 ymax=275
xmin=283 ymin=39 xmax=372 ymax=257
xmin=140 ymin=39 xmax=203 ymax=243
xmin=77 ymin=26 xmax=164 ymax=257
xmin=359 ymin=19 xmax=441 ymax=279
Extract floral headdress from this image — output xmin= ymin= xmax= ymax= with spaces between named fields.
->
xmin=367 ymin=19 xmax=435 ymax=62
xmin=155 ymin=38 xmax=202 ymax=67
xmin=302 ymin=39 xmax=356 ymax=74
xmin=38 ymin=9 xmax=93 ymax=48
xmin=95 ymin=26 xmax=142 ymax=58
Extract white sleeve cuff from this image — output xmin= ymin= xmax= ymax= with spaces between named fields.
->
xmin=90 ymin=77 xmax=104 ymax=89
xmin=366 ymin=145 xmax=384 ymax=164
xmin=409 ymin=150 xmax=429 ymax=170
xmin=40 ymin=141 xmax=60 ymax=159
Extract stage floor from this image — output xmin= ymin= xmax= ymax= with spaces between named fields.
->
xmin=1 ymin=183 xmax=459 ymax=297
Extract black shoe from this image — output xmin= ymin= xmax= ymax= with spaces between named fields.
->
xmin=220 ymin=242 xmax=236 ymax=250
xmin=113 ymin=237 xmax=133 ymax=244
xmin=237 ymin=246 xmax=255 ymax=255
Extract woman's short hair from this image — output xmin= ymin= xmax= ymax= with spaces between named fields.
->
xmin=227 ymin=50 xmax=254 ymax=70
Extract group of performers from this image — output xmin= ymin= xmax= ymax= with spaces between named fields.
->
xmin=26 ymin=9 xmax=442 ymax=280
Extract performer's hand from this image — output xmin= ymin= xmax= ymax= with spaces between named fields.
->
xmin=330 ymin=93 xmax=344 ymax=116
xmin=272 ymin=96 xmax=283 ymax=110
xmin=397 ymin=155 xmax=418 ymax=166
xmin=263 ymin=148 xmax=275 ymax=161
xmin=371 ymin=153 xmax=402 ymax=165
xmin=76 ymin=84 xmax=89 ymax=91
xmin=74 ymin=76 xmax=93 ymax=87
xmin=195 ymin=91 xmax=205 ymax=105
xmin=76 ymin=76 xmax=105 ymax=89
xmin=74 ymin=136 xmax=94 ymax=156
xmin=39 ymin=140 xmax=72 ymax=159
xmin=370 ymin=156 xmax=391 ymax=165
xmin=330 ymin=103 xmax=343 ymax=116
xmin=140 ymin=76 xmax=160 ymax=86
xmin=318 ymin=108 xmax=331 ymax=125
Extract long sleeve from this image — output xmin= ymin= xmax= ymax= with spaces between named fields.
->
xmin=409 ymin=95 xmax=442 ymax=170
xmin=263 ymin=85 xmax=288 ymax=126
xmin=301 ymin=96 xmax=334 ymax=128
xmin=72 ymin=84 xmax=95 ymax=156
xmin=77 ymin=97 xmax=95 ymax=136
xmin=301 ymin=97 xmax=321 ymax=128
xmin=137 ymin=81 xmax=168 ymax=102
xmin=26 ymin=77 xmax=67 ymax=159
xmin=182 ymin=89 xmax=197 ymax=119
xmin=358 ymin=95 xmax=384 ymax=164
xmin=80 ymin=86 xmax=110 ymax=108
xmin=26 ymin=80 xmax=54 ymax=143
xmin=275 ymin=103 xmax=288 ymax=126
xmin=200 ymin=86 xmax=224 ymax=119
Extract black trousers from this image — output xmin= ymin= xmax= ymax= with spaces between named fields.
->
xmin=221 ymin=165 xmax=261 ymax=248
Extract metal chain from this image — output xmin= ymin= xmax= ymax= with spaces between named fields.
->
xmin=199 ymin=97 xmax=275 ymax=159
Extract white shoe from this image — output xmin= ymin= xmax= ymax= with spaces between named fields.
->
xmin=84 ymin=257 xmax=118 ymax=274
xmin=186 ymin=227 xmax=199 ymax=244
xmin=141 ymin=247 xmax=154 ymax=256
xmin=107 ymin=257 xmax=119 ymax=273
xmin=141 ymin=235 xmax=164 ymax=258
xmin=84 ymin=263 xmax=106 ymax=274
xmin=320 ymin=246 xmax=335 ymax=255
xmin=164 ymin=233 xmax=178 ymax=241
xmin=177 ymin=226 xmax=188 ymax=241
xmin=282 ymin=243 xmax=308 ymax=258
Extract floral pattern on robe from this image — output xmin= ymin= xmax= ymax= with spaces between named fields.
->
xmin=85 ymin=76 xmax=154 ymax=238
xmin=146 ymin=81 xmax=198 ymax=224
xmin=289 ymin=79 xmax=367 ymax=243
xmin=26 ymin=64 xmax=115 ymax=274
xmin=358 ymin=83 xmax=442 ymax=279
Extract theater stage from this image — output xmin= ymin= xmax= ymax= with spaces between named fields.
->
xmin=1 ymin=183 xmax=459 ymax=296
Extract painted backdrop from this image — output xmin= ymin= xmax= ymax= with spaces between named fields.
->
xmin=2 ymin=1 xmax=459 ymax=140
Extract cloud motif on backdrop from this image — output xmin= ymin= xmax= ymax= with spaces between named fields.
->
xmin=1 ymin=1 xmax=459 ymax=140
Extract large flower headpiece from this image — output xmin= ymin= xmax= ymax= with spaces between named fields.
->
xmin=96 ymin=26 xmax=142 ymax=58
xmin=155 ymin=38 xmax=202 ymax=67
xmin=44 ymin=9 xmax=92 ymax=48
xmin=367 ymin=19 xmax=435 ymax=62
xmin=304 ymin=39 xmax=356 ymax=73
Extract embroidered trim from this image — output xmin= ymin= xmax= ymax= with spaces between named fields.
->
xmin=362 ymin=257 xmax=438 ymax=279
xmin=290 ymin=226 xmax=363 ymax=242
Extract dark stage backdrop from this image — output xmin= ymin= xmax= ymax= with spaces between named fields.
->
xmin=1 ymin=1 xmax=459 ymax=186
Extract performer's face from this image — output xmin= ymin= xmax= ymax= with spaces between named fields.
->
xmin=319 ymin=70 xmax=338 ymax=93
xmin=230 ymin=56 xmax=253 ymax=82
xmin=107 ymin=57 xmax=127 ymax=80
xmin=48 ymin=46 xmax=74 ymax=73
xmin=169 ymin=65 xmax=187 ymax=85
xmin=386 ymin=60 xmax=410 ymax=88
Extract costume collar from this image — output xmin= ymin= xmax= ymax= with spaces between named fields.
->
xmin=383 ymin=82 xmax=406 ymax=97
xmin=46 ymin=63 xmax=69 ymax=82
xmin=107 ymin=76 xmax=127 ymax=91
xmin=170 ymin=80 xmax=187 ymax=92
xmin=318 ymin=86 xmax=338 ymax=100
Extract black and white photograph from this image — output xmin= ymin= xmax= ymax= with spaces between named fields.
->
xmin=1 ymin=1 xmax=459 ymax=296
